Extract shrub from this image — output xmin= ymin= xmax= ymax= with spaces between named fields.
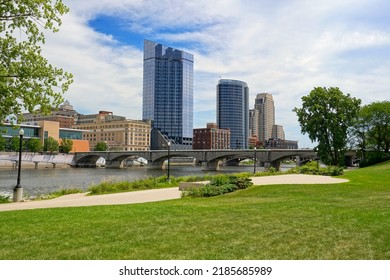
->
xmin=0 ymin=194 xmax=11 ymax=204
xmin=359 ymin=151 xmax=390 ymax=168
xmin=182 ymin=174 xmax=253 ymax=198
xmin=287 ymin=161 xmax=344 ymax=176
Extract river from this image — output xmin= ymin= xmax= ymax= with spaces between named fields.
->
xmin=0 ymin=164 xmax=294 ymax=197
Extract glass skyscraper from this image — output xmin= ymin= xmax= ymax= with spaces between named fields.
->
xmin=142 ymin=39 xmax=194 ymax=149
xmin=216 ymin=79 xmax=249 ymax=149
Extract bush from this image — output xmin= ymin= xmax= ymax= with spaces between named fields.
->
xmin=287 ymin=161 xmax=344 ymax=176
xmin=0 ymin=194 xmax=11 ymax=204
xmin=182 ymin=174 xmax=253 ymax=198
xmin=359 ymin=151 xmax=390 ymax=168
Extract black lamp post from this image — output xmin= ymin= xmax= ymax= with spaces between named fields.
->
xmin=253 ymin=147 xmax=257 ymax=174
xmin=13 ymin=128 xmax=24 ymax=202
xmin=167 ymin=141 xmax=171 ymax=181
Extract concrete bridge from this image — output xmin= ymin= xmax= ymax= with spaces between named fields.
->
xmin=0 ymin=152 xmax=74 ymax=168
xmin=71 ymin=149 xmax=318 ymax=171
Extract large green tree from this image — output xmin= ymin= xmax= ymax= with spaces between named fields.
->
xmin=0 ymin=0 xmax=73 ymax=123
xmin=293 ymin=87 xmax=361 ymax=166
xmin=355 ymin=101 xmax=390 ymax=153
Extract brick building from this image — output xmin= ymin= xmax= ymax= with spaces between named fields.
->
xmin=193 ymin=123 xmax=230 ymax=150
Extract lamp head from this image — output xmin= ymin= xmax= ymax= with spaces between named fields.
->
xmin=19 ymin=128 xmax=24 ymax=136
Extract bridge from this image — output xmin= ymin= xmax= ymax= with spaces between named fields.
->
xmin=0 ymin=153 xmax=74 ymax=168
xmin=71 ymin=149 xmax=318 ymax=171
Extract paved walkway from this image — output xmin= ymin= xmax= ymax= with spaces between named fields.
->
xmin=0 ymin=174 xmax=348 ymax=212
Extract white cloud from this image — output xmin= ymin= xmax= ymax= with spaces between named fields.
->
xmin=40 ymin=0 xmax=390 ymax=147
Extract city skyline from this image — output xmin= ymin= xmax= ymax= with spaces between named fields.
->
xmin=39 ymin=0 xmax=390 ymax=148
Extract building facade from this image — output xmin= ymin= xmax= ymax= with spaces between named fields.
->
xmin=193 ymin=123 xmax=230 ymax=150
xmin=142 ymin=39 xmax=194 ymax=150
xmin=22 ymin=100 xmax=78 ymax=128
xmin=73 ymin=112 xmax=151 ymax=151
xmin=216 ymin=79 xmax=249 ymax=149
xmin=264 ymin=139 xmax=298 ymax=149
xmin=1 ymin=121 xmax=89 ymax=152
xmin=272 ymin=124 xmax=285 ymax=140
xmin=254 ymin=93 xmax=275 ymax=143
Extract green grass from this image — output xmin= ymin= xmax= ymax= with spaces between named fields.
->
xmin=0 ymin=161 xmax=389 ymax=260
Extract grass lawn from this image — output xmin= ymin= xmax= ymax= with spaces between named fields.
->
xmin=0 ymin=161 xmax=389 ymax=260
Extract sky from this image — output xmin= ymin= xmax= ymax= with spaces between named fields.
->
xmin=41 ymin=0 xmax=390 ymax=148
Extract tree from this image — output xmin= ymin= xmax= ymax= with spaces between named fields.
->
xmin=10 ymin=135 xmax=19 ymax=151
xmin=0 ymin=133 xmax=5 ymax=151
xmin=94 ymin=142 xmax=108 ymax=151
xmin=27 ymin=138 xmax=42 ymax=153
xmin=360 ymin=101 xmax=390 ymax=153
xmin=293 ymin=87 xmax=361 ymax=166
xmin=0 ymin=0 xmax=73 ymax=123
xmin=43 ymin=136 xmax=59 ymax=153
xmin=59 ymin=138 xmax=73 ymax=153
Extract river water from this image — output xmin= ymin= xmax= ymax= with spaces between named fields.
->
xmin=0 ymin=165 xmax=279 ymax=197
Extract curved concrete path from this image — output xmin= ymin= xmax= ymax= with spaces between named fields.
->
xmin=0 ymin=174 xmax=348 ymax=212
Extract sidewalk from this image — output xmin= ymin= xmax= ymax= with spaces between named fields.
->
xmin=0 ymin=174 xmax=348 ymax=212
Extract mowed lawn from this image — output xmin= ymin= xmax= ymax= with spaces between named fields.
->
xmin=0 ymin=161 xmax=389 ymax=260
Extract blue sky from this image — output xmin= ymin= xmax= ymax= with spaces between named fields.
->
xmin=41 ymin=0 xmax=390 ymax=148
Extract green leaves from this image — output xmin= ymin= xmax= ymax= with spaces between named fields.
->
xmin=355 ymin=101 xmax=390 ymax=153
xmin=293 ymin=87 xmax=361 ymax=166
xmin=0 ymin=0 xmax=72 ymax=123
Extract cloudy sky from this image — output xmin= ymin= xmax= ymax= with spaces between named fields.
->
xmin=42 ymin=0 xmax=390 ymax=148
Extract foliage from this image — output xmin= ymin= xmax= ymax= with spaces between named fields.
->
xmin=36 ymin=188 xmax=83 ymax=200
xmin=59 ymin=138 xmax=73 ymax=153
xmin=88 ymin=175 xmax=178 ymax=195
xmin=287 ymin=161 xmax=344 ymax=176
xmin=43 ymin=136 xmax=59 ymax=153
xmin=293 ymin=87 xmax=361 ymax=166
xmin=0 ymin=133 xmax=5 ymax=151
xmin=182 ymin=174 xmax=253 ymax=198
xmin=9 ymin=135 xmax=25 ymax=151
xmin=27 ymin=138 xmax=42 ymax=153
xmin=0 ymin=0 xmax=73 ymax=123
xmin=94 ymin=142 xmax=108 ymax=151
xmin=359 ymin=151 xmax=390 ymax=168
xmin=352 ymin=101 xmax=390 ymax=153
xmin=0 ymin=194 xmax=10 ymax=203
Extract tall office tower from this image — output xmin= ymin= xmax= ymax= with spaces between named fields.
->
xmin=142 ymin=39 xmax=194 ymax=149
xmin=216 ymin=79 xmax=249 ymax=149
xmin=254 ymin=93 xmax=275 ymax=143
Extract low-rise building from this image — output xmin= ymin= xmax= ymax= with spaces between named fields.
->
xmin=0 ymin=121 xmax=90 ymax=152
xmin=22 ymin=100 xmax=78 ymax=128
xmin=264 ymin=138 xmax=298 ymax=149
xmin=193 ymin=123 xmax=230 ymax=150
xmin=72 ymin=111 xmax=151 ymax=151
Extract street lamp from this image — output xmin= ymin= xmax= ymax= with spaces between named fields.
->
xmin=13 ymin=128 xmax=24 ymax=202
xmin=253 ymin=147 xmax=257 ymax=174
xmin=167 ymin=141 xmax=171 ymax=181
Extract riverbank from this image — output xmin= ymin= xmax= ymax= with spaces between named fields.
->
xmin=0 ymin=174 xmax=348 ymax=212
